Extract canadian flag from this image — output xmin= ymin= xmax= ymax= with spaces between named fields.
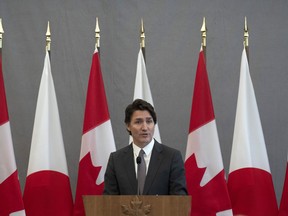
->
xmin=23 ymin=51 xmax=73 ymax=216
xmin=73 ymin=48 xmax=116 ymax=216
xmin=132 ymin=49 xmax=161 ymax=142
xmin=227 ymin=48 xmax=278 ymax=215
xmin=185 ymin=48 xmax=233 ymax=216
xmin=0 ymin=48 xmax=26 ymax=215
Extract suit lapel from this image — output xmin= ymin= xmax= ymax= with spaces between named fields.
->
xmin=123 ymin=144 xmax=138 ymax=194
xmin=143 ymin=141 xmax=163 ymax=194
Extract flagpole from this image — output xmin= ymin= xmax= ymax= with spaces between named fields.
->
xmin=140 ymin=18 xmax=146 ymax=62
xmin=201 ymin=17 xmax=207 ymax=61
xmin=46 ymin=21 xmax=51 ymax=57
xmin=244 ymin=16 xmax=249 ymax=61
xmin=95 ymin=17 xmax=100 ymax=55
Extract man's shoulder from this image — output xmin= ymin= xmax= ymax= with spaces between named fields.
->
xmin=112 ymin=144 xmax=132 ymax=156
xmin=154 ymin=141 xmax=181 ymax=154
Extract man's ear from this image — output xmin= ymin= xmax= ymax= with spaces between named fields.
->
xmin=126 ymin=124 xmax=132 ymax=135
xmin=126 ymin=123 xmax=130 ymax=132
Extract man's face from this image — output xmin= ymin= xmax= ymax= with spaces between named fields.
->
xmin=127 ymin=110 xmax=155 ymax=148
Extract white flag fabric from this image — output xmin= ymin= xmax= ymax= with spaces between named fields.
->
xmin=0 ymin=49 xmax=26 ymax=215
xmin=23 ymin=51 xmax=73 ymax=216
xmin=227 ymin=48 xmax=278 ymax=215
xmin=185 ymin=49 xmax=232 ymax=216
xmin=73 ymin=48 xmax=116 ymax=216
xmin=132 ymin=49 xmax=161 ymax=142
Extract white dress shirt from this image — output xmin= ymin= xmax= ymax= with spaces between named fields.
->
xmin=133 ymin=139 xmax=154 ymax=177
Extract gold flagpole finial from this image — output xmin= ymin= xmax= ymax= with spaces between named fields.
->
xmin=46 ymin=21 xmax=51 ymax=52
xmin=244 ymin=16 xmax=249 ymax=48
xmin=140 ymin=18 xmax=145 ymax=49
xmin=0 ymin=18 xmax=4 ymax=49
xmin=244 ymin=17 xmax=249 ymax=61
xmin=201 ymin=17 xmax=207 ymax=60
xmin=95 ymin=17 xmax=100 ymax=49
xmin=201 ymin=17 xmax=207 ymax=48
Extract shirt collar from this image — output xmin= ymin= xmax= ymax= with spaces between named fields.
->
xmin=133 ymin=139 xmax=155 ymax=156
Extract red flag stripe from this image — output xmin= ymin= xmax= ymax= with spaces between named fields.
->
xmin=189 ymin=51 xmax=214 ymax=134
xmin=279 ymin=163 xmax=288 ymax=215
xmin=0 ymin=51 xmax=9 ymax=125
xmin=83 ymin=52 xmax=110 ymax=134
xmin=73 ymin=153 xmax=103 ymax=216
xmin=0 ymin=171 xmax=25 ymax=215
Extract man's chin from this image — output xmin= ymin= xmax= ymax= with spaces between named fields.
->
xmin=136 ymin=138 xmax=152 ymax=147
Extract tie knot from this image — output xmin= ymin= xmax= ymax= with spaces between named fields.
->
xmin=139 ymin=149 xmax=145 ymax=157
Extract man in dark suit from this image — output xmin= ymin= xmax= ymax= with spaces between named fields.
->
xmin=103 ymin=99 xmax=187 ymax=195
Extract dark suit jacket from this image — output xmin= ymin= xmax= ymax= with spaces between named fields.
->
xmin=103 ymin=140 xmax=188 ymax=195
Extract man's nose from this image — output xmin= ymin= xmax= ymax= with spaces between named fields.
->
xmin=141 ymin=122 xmax=148 ymax=130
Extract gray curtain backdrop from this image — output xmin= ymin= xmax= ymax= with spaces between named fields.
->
xmin=1 ymin=0 xmax=288 ymax=203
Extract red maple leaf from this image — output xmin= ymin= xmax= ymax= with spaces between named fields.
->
xmin=74 ymin=152 xmax=103 ymax=216
xmin=185 ymin=154 xmax=231 ymax=216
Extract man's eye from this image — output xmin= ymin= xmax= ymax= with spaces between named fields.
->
xmin=147 ymin=119 xmax=153 ymax=124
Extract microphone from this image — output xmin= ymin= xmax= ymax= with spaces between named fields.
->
xmin=136 ymin=156 xmax=141 ymax=165
xmin=136 ymin=156 xmax=141 ymax=195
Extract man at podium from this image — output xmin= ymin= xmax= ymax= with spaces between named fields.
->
xmin=103 ymin=99 xmax=187 ymax=195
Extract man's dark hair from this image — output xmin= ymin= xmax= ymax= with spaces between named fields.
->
xmin=125 ymin=99 xmax=157 ymax=126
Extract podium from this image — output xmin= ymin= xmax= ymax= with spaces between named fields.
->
xmin=83 ymin=195 xmax=191 ymax=216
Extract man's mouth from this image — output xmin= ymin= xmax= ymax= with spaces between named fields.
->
xmin=140 ymin=133 xmax=149 ymax=137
